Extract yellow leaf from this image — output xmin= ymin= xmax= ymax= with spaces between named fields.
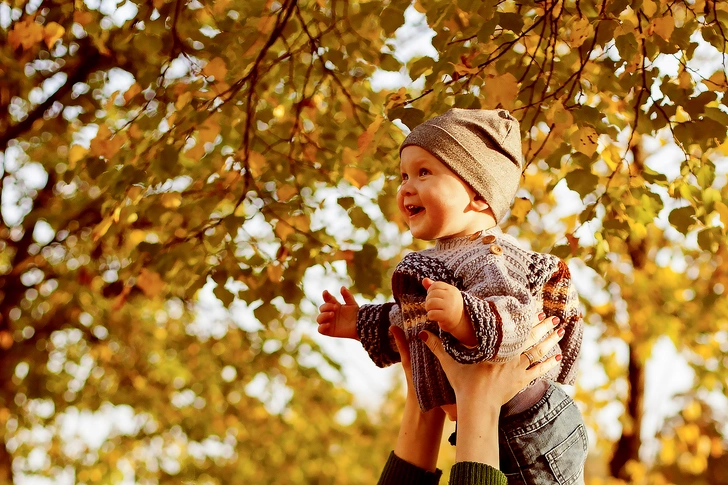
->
xmin=510 ymin=197 xmax=532 ymax=222
xmin=568 ymin=17 xmax=594 ymax=47
xmin=277 ymin=184 xmax=297 ymax=202
xmin=357 ymin=115 xmax=384 ymax=156
xmin=650 ymin=15 xmax=674 ymax=41
xmin=73 ymin=11 xmax=94 ymax=26
xmin=570 ymin=126 xmax=599 ymax=156
xmin=273 ymin=105 xmax=285 ymax=118
xmin=641 ymin=0 xmax=657 ymax=17
xmin=68 ymin=145 xmax=87 ymax=169
xmin=128 ymin=230 xmax=146 ymax=248
xmin=136 ymin=268 xmax=166 ymax=298
xmin=92 ymin=216 xmax=114 ymax=241
xmin=602 ymin=145 xmax=622 ymax=170
xmin=344 ymin=167 xmax=368 ymax=189
xmin=44 ymin=22 xmax=65 ymax=49
xmin=275 ymin=219 xmax=295 ymax=242
xmin=123 ymin=83 xmax=142 ymax=104
xmin=90 ymin=125 xmax=124 ymax=159
xmin=203 ymin=57 xmax=228 ymax=81
xmin=161 ymin=193 xmax=182 ymax=208
xmin=705 ymin=71 xmax=728 ymax=91
xmin=267 ymin=263 xmax=283 ymax=282
xmin=486 ymin=73 xmax=519 ymax=109
xmin=175 ymin=91 xmax=193 ymax=110
xmin=714 ymin=200 xmax=728 ymax=229
xmin=247 ymin=152 xmax=266 ymax=178
xmin=198 ymin=116 xmax=221 ymax=144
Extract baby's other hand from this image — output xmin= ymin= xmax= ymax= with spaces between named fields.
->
xmin=316 ymin=286 xmax=359 ymax=340
xmin=422 ymin=278 xmax=476 ymax=347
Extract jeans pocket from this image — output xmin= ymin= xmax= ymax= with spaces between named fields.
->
xmin=545 ymin=424 xmax=588 ymax=484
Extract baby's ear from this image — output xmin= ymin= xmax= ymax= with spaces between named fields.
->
xmin=470 ymin=196 xmax=490 ymax=212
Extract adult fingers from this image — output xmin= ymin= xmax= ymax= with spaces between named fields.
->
xmin=419 ymin=330 xmax=456 ymax=370
xmin=524 ymin=353 xmax=560 ymax=381
xmin=522 ymin=314 xmax=560 ymax=350
xmin=390 ymin=326 xmax=411 ymax=369
xmin=524 ymin=327 xmax=564 ymax=364
xmin=340 ymin=286 xmax=357 ymax=305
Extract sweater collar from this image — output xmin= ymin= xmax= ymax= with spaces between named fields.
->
xmin=434 ymin=226 xmax=503 ymax=251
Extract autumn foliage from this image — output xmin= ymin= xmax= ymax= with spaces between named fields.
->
xmin=1 ymin=0 xmax=728 ymax=483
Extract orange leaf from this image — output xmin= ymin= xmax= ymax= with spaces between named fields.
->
xmin=357 ymin=116 xmax=384 ymax=157
xmin=344 ymin=167 xmax=368 ymax=189
xmin=44 ymin=22 xmax=65 ymax=49
xmin=136 ymin=269 xmax=166 ymax=298
xmin=203 ymin=58 xmax=228 ymax=81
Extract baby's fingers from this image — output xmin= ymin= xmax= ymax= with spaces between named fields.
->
xmin=322 ymin=290 xmax=340 ymax=304
xmin=340 ymin=286 xmax=357 ymax=306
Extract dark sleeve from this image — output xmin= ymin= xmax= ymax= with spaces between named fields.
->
xmin=378 ymin=451 xmax=442 ymax=485
xmin=448 ymin=462 xmax=508 ymax=485
xmin=357 ymin=302 xmax=401 ymax=367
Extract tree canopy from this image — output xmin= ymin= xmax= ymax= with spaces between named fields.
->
xmin=1 ymin=0 xmax=728 ymax=483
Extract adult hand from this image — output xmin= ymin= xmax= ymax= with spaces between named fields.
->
xmin=419 ymin=314 xmax=564 ymax=467
xmin=419 ymin=314 xmax=563 ymax=406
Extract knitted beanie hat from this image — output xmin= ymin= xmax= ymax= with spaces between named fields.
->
xmin=400 ymin=108 xmax=523 ymax=222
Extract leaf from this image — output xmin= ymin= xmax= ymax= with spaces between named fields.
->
xmin=68 ymin=145 xmax=88 ymax=169
xmin=485 ymin=73 xmax=519 ymax=109
xmin=564 ymin=169 xmax=598 ymax=198
xmin=714 ymin=200 xmax=728 ymax=230
xmin=568 ymin=18 xmax=594 ymax=47
xmin=357 ymin=115 xmax=384 ymax=157
xmin=668 ymin=206 xmax=695 ymax=234
xmin=203 ymin=57 xmax=228 ymax=81
xmin=8 ymin=18 xmax=44 ymax=50
xmin=510 ymin=197 xmax=532 ymax=223
xmin=136 ymin=269 xmax=166 ymax=298
xmin=650 ymin=15 xmax=675 ymax=41
xmin=246 ymin=152 xmax=266 ymax=178
xmin=570 ymin=126 xmax=599 ymax=157
xmin=343 ymin=167 xmax=368 ymax=189
xmin=277 ymin=184 xmax=297 ymax=202
xmin=44 ymin=22 xmax=65 ymax=49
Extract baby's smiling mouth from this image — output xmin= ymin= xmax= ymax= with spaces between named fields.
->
xmin=405 ymin=205 xmax=424 ymax=216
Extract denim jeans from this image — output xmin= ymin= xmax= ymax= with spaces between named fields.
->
xmin=498 ymin=382 xmax=588 ymax=484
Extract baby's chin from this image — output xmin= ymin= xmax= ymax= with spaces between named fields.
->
xmin=441 ymin=403 xmax=458 ymax=421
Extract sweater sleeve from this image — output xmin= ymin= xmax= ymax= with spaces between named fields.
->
xmin=357 ymin=302 xmax=401 ymax=367
xmin=542 ymin=259 xmax=583 ymax=385
xmin=448 ymin=462 xmax=507 ymax=485
xmin=377 ymin=451 xmax=442 ymax=485
xmin=441 ymin=259 xmax=538 ymax=364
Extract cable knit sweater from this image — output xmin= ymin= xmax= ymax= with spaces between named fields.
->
xmin=357 ymin=226 xmax=583 ymax=412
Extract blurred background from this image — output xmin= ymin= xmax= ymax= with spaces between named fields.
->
xmin=1 ymin=0 xmax=728 ymax=483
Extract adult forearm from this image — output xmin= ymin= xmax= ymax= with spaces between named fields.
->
xmin=394 ymin=398 xmax=446 ymax=472
xmin=453 ymin=402 xmax=500 ymax=467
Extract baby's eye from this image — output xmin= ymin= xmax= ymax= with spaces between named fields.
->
xmin=419 ymin=168 xmax=430 ymax=176
xmin=400 ymin=173 xmax=409 ymax=181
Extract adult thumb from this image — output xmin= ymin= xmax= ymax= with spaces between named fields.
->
xmin=419 ymin=330 xmax=443 ymax=358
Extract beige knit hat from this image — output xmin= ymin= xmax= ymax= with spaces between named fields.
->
xmin=400 ymin=108 xmax=523 ymax=222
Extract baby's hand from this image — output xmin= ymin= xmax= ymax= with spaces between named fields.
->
xmin=423 ymin=278 xmax=477 ymax=347
xmin=316 ymin=286 xmax=359 ymax=340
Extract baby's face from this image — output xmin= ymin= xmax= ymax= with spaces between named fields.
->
xmin=397 ymin=146 xmax=486 ymax=241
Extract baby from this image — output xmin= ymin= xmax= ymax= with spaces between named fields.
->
xmin=318 ymin=109 xmax=586 ymax=484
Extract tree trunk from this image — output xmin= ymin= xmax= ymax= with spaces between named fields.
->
xmin=609 ymin=343 xmax=644 ymax=479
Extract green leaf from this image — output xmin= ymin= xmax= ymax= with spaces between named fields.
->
xmin=564 ymin=169 xmax=599 ymax=198
xmin=668 ymin=206 xmax=695 ymax=234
